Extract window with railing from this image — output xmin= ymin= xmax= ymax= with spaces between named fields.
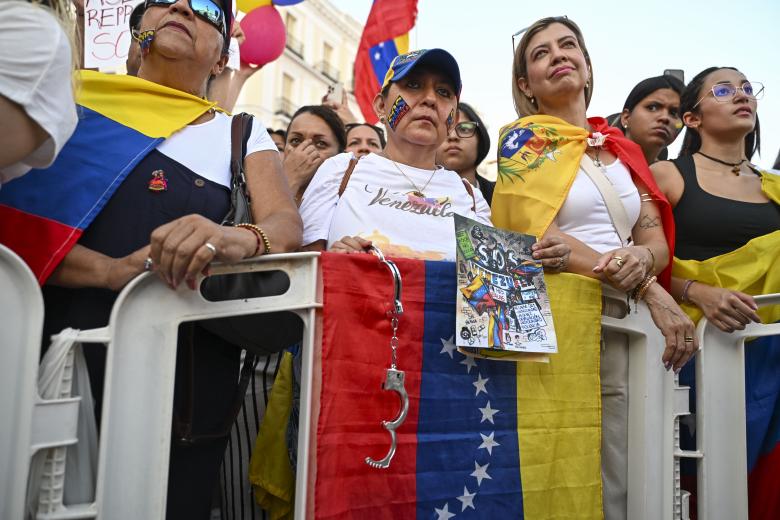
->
xmin=286 ymin=34 xmax=304 ymax=58
xmin=274 ymin=97 xmax=297 ymax=119
xmin=316 ymin=61 xmax=340 ymax=83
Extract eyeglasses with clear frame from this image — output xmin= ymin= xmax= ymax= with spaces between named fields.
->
xmin=692 ymin=81 xmax=765 ymax=109
xmin=511 ymin=15 xmax=569 ymax=53
xmin=452 ymin=121 xmax=479 ymax=138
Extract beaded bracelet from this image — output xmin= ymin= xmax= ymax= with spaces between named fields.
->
xmin=234 ymin=223 xmax=272 ymax=256
xmin=681 ymin=279 xmax=697 ymax=303
xmin=632 ymin=274 xmax=657 ymax=302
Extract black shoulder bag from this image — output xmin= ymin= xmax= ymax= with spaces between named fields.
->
xmin=199 ymin=113 xmax=303 ymax=355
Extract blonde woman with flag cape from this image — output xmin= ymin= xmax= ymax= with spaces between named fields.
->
xmin=0 ymin=1 xmax=301 ymax=517
xmin=492 ymin=17 xmax=697 ymax=520
xmin=652 ymin=66 xmax=780 ymax=518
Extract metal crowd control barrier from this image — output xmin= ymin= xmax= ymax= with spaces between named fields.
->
xmin=0 ymin=245 xmax=45 ymax=520
xmin=693 ymin=293 xmax=780 ymax=520
xmin=601 ymin=287 xmax=680 ymax=520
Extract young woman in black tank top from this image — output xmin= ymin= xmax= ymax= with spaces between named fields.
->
xmin=652 ymin=66 xmax=779 ymax=332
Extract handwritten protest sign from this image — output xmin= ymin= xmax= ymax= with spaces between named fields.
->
xmin=84 ymin=0 xmax=143 ymax=70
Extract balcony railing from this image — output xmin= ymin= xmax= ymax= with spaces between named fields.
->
xmin=316 ymin=61 xmax=340 ymax=83
xmin=285 ymin=34 xmax=304 ymax=59
xmin=274 ymin=97 xmax=297 ymax=119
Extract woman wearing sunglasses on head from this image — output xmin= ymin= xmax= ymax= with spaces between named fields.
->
xmin=0 ymin=1 xmax=301 ymax=518
xmin=494 ymin=17 xmax=696 ymax=519
xmin=298 ymin=48 xmax=569 ymax=265
xmin=436 ymin=101 xmax=495 ymax=205
xmin=616 ymin=75 xmax=685 ymax=165
xmin=651 ymin=70 xmax=779 ymax=515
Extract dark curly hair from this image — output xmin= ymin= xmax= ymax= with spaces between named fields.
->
xmin=679 ymin=66 xmax=760 ymax=159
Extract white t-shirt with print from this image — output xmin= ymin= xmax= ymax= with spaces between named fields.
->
xmin=300 ymin=152 xmax=492 ymax=261
xmin=157 ymin=112 xmax=277 ymax=188
xmin=555 ymin=158 xmax=641 ymax=253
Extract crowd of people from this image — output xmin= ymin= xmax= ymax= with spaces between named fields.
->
xmin=1 ymin=2 xmax=778 ymax=520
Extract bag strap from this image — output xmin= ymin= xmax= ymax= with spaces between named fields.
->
xmin=229 ymin=113 xmax=254 ymax=192
xmin=461 ymin=178 xmax=477 ymax=212
xmin=337 ymin=156 xmax=360 ymax=197
xmin=579 ymin=154 xmax=632 ymax=245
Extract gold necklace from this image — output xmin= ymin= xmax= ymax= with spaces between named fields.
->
xmin=387 ymin=157 xmax=437 ymax=197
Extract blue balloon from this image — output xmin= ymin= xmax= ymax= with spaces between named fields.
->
xmin=272 ymin=0 xmax=304 ymax=5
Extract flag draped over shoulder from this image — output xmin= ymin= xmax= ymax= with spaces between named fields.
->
xmin=353 ymin=0 xmax=417 ymax=123
xmin=0 ymin=70 xmax=219 ymax=283
xmin=491 ymin=115 xmax=675 ymax=287
xmin=672 ymin=170 xmax=780 ymax=519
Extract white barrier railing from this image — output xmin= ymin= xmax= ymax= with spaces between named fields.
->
xmin=0 ymin=245 xmax=45 ymax=520
xmin=0 ymin=251 xmax=321 ymax=519
xmin=5 ymin=245 xmax=771 ymax=520
xmin=694 ymin=293 xmax=780 ymax=520
xmin=595 ymin=288 xmax=680 ymax=520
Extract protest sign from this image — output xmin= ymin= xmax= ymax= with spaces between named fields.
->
xmin=84 ymin=0 xmax=143 ymax=70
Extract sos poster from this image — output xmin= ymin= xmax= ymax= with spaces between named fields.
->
xmin=454 ymin=214 xmax=557 ymax=360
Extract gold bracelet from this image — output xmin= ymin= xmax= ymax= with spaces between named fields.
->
xmin=234 ymin=223 xmax=272 ymax=256
xmin=633 ymin=275 xmax=657 ymax=301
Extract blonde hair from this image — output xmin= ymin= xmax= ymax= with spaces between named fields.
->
xmin=511 ymin=17 xmax=593 ymax=118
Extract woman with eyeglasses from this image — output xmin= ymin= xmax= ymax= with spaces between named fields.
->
xmin=0 ymin=1 xmax=301 ymax=517
xmin=651 ymin=69 xmax=779 ymax=516
xmin=345 ymin=122 xmax=385 ymax=157
xmin=494 ymin=17 xmax=696 ymax=519
xmin=436 ymin=101 xmax=495 ymax=205
xmin=615 ymin=75 xmax=685 ymax=165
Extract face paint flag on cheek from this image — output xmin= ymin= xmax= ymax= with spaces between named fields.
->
xmin=446 ymin=108 xmax=455 ymax=129
xmin=387 ymin=95 xmax=410 ymax=131
xmin=133 ymin=30 xmax=156 ymax=56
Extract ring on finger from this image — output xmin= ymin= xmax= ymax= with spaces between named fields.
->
xmin=684 ymin=336 xmax=694 ymax=343
xmin=613 ymin=255 xmax=625 ymax=268
xmin=143 ymin=257 xmax=153 ymax=271
xmin=204 ymin=242 xmax=217 ymax=256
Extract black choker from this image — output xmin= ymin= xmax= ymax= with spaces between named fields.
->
xmin=696 ymin=151 xmax=746 ymax=175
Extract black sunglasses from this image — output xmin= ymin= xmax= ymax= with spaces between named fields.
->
xmin=145 ymin=0 xmax=227 ymax=37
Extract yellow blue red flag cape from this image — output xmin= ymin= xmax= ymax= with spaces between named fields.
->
xmin=0 ymin=70 xmax=219 ymax=283
xmin=491 ymin=114 xmax=675 ymax=287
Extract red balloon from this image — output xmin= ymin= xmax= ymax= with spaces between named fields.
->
xmin=239 ymin=6 xmax=286 ymax=67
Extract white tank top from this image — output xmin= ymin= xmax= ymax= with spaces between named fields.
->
xmin=555 ymin=158 xmax=640 ymax=253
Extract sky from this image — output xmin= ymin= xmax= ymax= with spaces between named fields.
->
xmin=335 ymin=0 xmax=779 ymax=169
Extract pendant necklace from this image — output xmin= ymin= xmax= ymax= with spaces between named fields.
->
xmin=387 ymin=156 xmax=437 ymax=197
xmin=696 ymin=151 xmax=746 ymax=175
xmin=365 ymin=246 xmax=409 ymax=470
xmin=587 ymin=132 xmax=609 ymax=173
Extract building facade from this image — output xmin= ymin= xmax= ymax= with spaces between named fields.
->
xmin=234 ymin=0 xmax=363 ymax=132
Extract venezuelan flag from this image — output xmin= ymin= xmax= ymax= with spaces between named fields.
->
xmin=251 ymin=254 xmax=604 ymax=518
xmin=353 ymin=0 xmax=417 ymax=123
xmin=0 ymin=70 xmax=219 ymax=283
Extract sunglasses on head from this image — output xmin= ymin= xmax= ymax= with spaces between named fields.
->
xmin=145 ymin=0 xmax=227 ymax=37
xmin=693 ymin=81 xmax=765 ymax=109
xmin=452 ymin=121 xmax=479 ymax=138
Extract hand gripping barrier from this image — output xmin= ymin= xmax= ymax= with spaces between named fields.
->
xmin=600 ymin=287 xmax=680 ymax=520
xmin=694 ymin=293 xmax=780 ymax=520
xmin=0 ymin=245 xmax=45 ymax=520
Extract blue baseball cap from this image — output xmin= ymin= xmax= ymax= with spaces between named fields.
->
xmin=381 ymin=49 xmax=462 ymax=95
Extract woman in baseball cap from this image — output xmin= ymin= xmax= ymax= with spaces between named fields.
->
xmin=299 ymin=47 xmax=569 ymax=267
